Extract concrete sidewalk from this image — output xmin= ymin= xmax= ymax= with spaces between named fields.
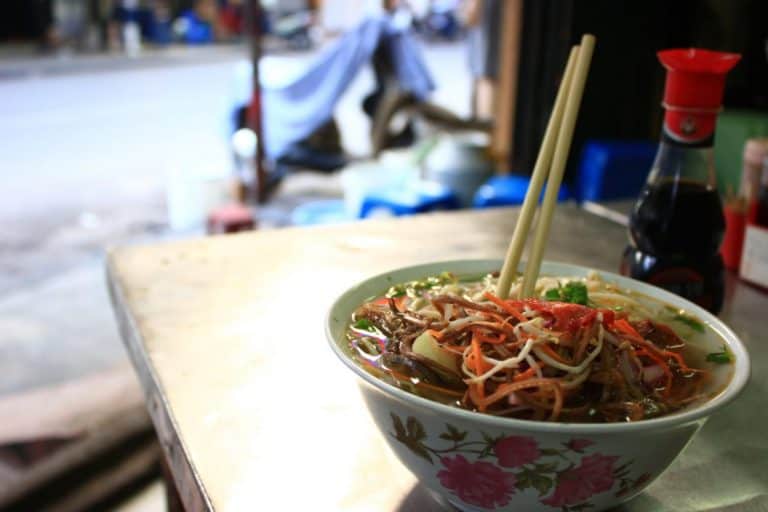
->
xmin=0 ymin=44 xmax=247 ymax=81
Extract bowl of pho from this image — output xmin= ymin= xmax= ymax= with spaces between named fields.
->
xmin=326 ymin=260 xmax=749 ymax=512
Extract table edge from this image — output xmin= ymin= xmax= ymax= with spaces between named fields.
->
xmin=106 ymin=253 xmax=214 ymax=512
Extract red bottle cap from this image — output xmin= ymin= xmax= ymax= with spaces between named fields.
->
xmin=658 ymin=48 xmax=741 ymax=144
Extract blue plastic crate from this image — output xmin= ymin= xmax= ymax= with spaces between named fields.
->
xmin=575 ymin=141 xmax=657 ymax=202
xmin=359 ymin=181 xmax=460 ymax=218
xmin=472 ymin=174 xmax=571 ymax=208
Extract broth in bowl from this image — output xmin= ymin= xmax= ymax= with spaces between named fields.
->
xmin=344 ymin=270 xmax=734 ymax=423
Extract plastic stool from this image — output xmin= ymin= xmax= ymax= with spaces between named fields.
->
xmin=207 ymin=204 xmax=255 ymax=234
xmin=359 ymin=182 xmax=460 ymax=218
xmin=472 ymin=175 xmax=571 ymax=208
xmin=575 ymin=141 xmax=657 ymax=201
xmin=290 ymin=199 xmax=352 ymax=226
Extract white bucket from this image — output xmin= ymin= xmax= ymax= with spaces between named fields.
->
xmin=166 ymin=167 xmax=229 ymax=232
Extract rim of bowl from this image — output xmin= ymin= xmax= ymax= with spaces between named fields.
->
xmin=325 ymin=259 xmax=751 ymax=434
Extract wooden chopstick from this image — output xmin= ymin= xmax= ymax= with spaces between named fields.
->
xmin=496 ymin=46 xmax=580 ymax=299
xmin=521 ymin=34 xmax=596 ymax=298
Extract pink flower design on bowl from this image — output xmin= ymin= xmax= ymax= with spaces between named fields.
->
xmin=566 ymin=438 xmax=594 ymax=453
xmin=541 ymin=453 xmax=619 ymax=508
xmin=438 ymin=455 xmax=517 ymax=509
xmin=494 ymin=435 xmax=540 ymax=468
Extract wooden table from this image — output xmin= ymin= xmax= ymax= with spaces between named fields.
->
xmin=107 ymin=205 xmax=768 ymax=511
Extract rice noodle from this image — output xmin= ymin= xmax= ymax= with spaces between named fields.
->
xmin=526 ymin=355 xmax=543 ymax=379
xmin=463 ymin=336 xmax=543 ymax=384
xmin=533 ymin=332 xmax=603 ymax=375
xmin=559 ymin=368 xmax=591 ymax=389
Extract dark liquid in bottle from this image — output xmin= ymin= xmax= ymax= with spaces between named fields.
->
xmin=629 ymin=179 xmax=725 ymax=256
xmin=622 ymin=179 xmax=725 ymax=314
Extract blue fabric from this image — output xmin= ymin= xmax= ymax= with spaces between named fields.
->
xmin=291 ymin=199 xmax=351 ymax=226
xmin=259 ymin=16 xmax=434 ymax=160
xmin=473 ymin=175 xmax=571 ymax=208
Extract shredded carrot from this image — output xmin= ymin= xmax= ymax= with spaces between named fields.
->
xmin=613 ymin=318 xmax=643 ymax=340
xmin=483 ymin=292 xmax=528 ymax=322
xmin=484 ymin=312 xmax=519 ymax=332
xmin=474 ymin=330 xmax=505 ymax=345
xmin=613 ymin=319 xmax=681 ymax=396
xmin=475 ymin=378 xmax=563 ymax=421
xmin=470 ymin=334 xmax=489 ymax=411
xmin=467 ymin=383 xmax=484 ymax=409
xmin=513 ymin=363 xmax=542 ymax=382
xmin=469 ymin=331 xmax=495 ymax=373
xmin=538 ymin=342 xmax=571 ymax=365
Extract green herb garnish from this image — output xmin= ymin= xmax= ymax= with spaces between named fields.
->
xmin=673 ymin=314 xmax=705 ymax=333
xmin=353 ymin=318 xmax=375 ymax=331
xmin=386 ymin=272 xmax=456 ymax=298
xmin=706 ymin=345 xmax=733 ymax=364
xmin=544 ymin=282 xmax=589 ymax=305
xmin=386 ymin=284 xmax=407 ymax=298
xmin=458 ymin=272 xmax=488 ymax=283
xmin=564 ymin=282 xmax=589 ymax=305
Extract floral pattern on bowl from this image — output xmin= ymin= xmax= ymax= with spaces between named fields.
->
xmin=390 ymin=413 xmax=651 ymax=511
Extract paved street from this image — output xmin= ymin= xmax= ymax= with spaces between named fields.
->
xmin=0 ymin=40 xmax=469 ymax=394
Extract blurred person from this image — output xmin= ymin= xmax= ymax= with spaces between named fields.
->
xmin=147 ymin=0 xmax=174 ymax=44
xmin=110 ymin=0 xmax=142 ymax=53
xmin=87 ymin=0 xmax=115 ymax=50
xmin=461 ymin=0 xmax=500 ymax=119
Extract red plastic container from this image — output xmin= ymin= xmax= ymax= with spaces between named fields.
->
xmin=722 ymin=205 xmax=747 ymax=270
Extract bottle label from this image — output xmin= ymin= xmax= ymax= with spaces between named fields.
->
xmin=662 ymin=106 xmax=717 ymax=147
xmin=740 ymin=225 xmax=768 ymax=289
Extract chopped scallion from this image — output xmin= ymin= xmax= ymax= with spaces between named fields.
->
xmin=706 ymin=345 xmax=733 ymax=364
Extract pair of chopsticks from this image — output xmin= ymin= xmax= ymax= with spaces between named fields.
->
xmin=496 ymin=34 xmax=596 ymax=299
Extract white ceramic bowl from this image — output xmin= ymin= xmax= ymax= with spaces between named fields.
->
xmin=326 ymin=260 xmax=750 ymax=512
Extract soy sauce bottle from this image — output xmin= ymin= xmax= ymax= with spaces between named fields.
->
xmin=621 ymin=49 xmax=741 ymax=314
